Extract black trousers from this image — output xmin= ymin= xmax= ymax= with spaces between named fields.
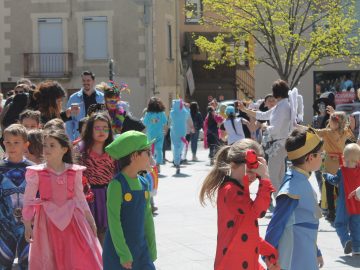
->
xmin=325 ymin=181 xmax=338 ymax=213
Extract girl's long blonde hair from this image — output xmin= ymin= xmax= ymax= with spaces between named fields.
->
xmin=199 ymin=139 xmax=263 ymax=206
xmin=328 ymin=111 xmax=347 ymax=134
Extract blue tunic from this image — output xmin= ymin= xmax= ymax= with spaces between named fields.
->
xmin=324 ymin=169 xmax=360 ymax=253
xmin=265 ymin=168 xmax=322 ymax=270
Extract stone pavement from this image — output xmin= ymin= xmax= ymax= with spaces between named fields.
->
xmin=154 ymin=145 xmax=360 ymax=270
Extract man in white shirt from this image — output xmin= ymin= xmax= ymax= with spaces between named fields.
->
xmin=239 ymin=80 xmax=291 ymax=195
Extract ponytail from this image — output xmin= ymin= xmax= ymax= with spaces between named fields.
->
xmin=228 ymin=114 xmax=238 ymax=134
xmin=199 ymin=138 xmax=264 ymax=206
xmin=199 ymin=145 xmax=231 ymax=206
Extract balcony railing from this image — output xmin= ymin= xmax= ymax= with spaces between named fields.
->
xmin=24 ymin=53 xmax=73 ymax=78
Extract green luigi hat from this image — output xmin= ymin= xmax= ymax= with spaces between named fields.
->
xmin=105 ymin=130 xmax=154 ymax=159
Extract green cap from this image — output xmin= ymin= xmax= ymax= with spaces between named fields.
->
xmin=105 ymin=131 xmax=154 ymax=159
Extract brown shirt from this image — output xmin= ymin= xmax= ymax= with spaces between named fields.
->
xmin=315 ymin=127 xmax=354 ymax=174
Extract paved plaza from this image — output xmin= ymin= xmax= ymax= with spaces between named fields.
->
xmin=154 ymin=145 xmax=360 ymax=270
xmin=12 ymin=145 xmax=360 ymax=269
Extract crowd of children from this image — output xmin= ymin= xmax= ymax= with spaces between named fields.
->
xmin=0 ymin=76 xmax=161 ymax=270
xmin=198 ymin=79 xmax=360 ymax=269
xmin=1 ymin=74 xmax=360 ymax=270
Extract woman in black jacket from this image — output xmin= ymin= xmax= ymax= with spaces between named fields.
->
xmin=190 ymin=102 xmax=203 ymax=161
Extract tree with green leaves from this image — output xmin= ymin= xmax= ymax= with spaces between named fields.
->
xmin=194 ymin=0 xmax=358 ymax=88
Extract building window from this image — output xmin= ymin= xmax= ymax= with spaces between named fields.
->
xmin=167 ymin=24 xmax=173 ymax=60
xmin=185 ymin=0 xmax=202 ymax=23
xmin=83 ymin=16 xmax=108 ymax=60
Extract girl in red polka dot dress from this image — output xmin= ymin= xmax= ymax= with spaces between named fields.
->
xmin=200 ymin=139 xmax=280 ymax=270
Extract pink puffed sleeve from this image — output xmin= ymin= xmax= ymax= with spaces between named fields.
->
xmin=22 ymin=169 xmax=40 ymax=221
xmin=74 ymin=169 xmax=91 ymax=213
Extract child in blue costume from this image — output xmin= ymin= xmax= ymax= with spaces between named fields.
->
xmin=323 ymin=143 xmax=360 ymax=256
xmin=169 ymin=99 xmax=190 ymax=174
xmin=0 ymin=124 xmax=33 ymax=269
xmin=265 ymin=127 xmax=324 ymax=270
xmin=143 ymin=97 xmax=167 ymax=170
xmin=102 ymin=131 xmax=157 ymax=270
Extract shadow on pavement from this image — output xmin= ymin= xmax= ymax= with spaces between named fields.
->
xmin=172 ymin=173 xmax=191 ymax=178
xmin=336 ymin=256 xmax=360 ymax=267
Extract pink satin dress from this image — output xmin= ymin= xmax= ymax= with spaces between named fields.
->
xmin=22 ymin=163 xmax=103 ymax=270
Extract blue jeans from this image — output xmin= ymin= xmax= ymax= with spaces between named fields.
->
xmin=335 ymin=212 xmax=360 ymax=252
xmin=190 ymin=130 xmax=200 ymax=155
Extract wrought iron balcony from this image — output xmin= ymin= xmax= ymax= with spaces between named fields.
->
xmin=23 ymin=53 xmax=73 ymax=78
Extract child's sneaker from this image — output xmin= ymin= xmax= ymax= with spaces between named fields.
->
xmin=325 ymin=211 xmax=335 ymax=222
xmin=344 ymin=240 xmax=352 ymax=254
xmin=176 ymin=165 xmax=180 ymax=174
xmin=151 ymin=205 xmax=158 ymax=214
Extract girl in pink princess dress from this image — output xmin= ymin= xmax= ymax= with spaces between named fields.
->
xmin=22 ymin=129 xmax=103 ymax=270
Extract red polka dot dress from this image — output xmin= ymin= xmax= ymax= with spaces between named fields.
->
xmin=214 ymin=176 xmax=277 ymax=270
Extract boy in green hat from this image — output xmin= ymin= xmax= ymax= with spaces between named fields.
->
xmin=102 ymin=130 xmax=157 ymax=270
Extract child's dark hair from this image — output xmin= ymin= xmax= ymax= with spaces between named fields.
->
xmin=33 ymin=80 xmax=66 ymax=120
xmin=227 ymin=112 xmax=238 ymax=134
xmin=44 ymin=129 xmax=73 ymax=164
xmin=285 ymin=127 xmax=323 ymax=166
xmin=272 ymin=79 xmax=289 ymax=99
xmin=117 ymin=155 xmax=132 ymax=172
xmin=147 ymin=97 xmax=165 ymax=112
xmin=190 ymin=102 xmax=199 ymax=117
xmin=78 ymin=117 xmax=89 ymax=133
xmin=264 ymin=94 xmax=274 ymax=102
xmin=207 ymin=106 xmax=216 ymax=126
xmin=43 ymin=118 xmax=65 ymax=130
xmin=82 ymin=112 xmax=113 ymax=154
xmin=87 ymin=103 xmax=107 ymax=116
xmin=116 ymin=149 xmax=148 ymax=172
xmin=27 ymin=129 xmax=44 ymax=161
xmin=199 ymin=139 xmax=263 ymax=205
xmin=19 ymin=110 xmax=41 ymax=124
xmin=3 ymin=124 xmax=28 ymax=142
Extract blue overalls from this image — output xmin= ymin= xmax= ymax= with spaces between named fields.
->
xmin=103 ymin=174 xmax=155 ymax=270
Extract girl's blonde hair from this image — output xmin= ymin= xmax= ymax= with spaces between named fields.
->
xmin=329 ymin=111 xmax=348 ymax=134
xmin=199 ymin=139 xmax=263 ymax=206
xmin=343 ymin=143 xmax=360 ymax=160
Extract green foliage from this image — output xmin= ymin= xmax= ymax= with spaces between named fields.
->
xmin=195 ymin=0 xmax=359 ymax=88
